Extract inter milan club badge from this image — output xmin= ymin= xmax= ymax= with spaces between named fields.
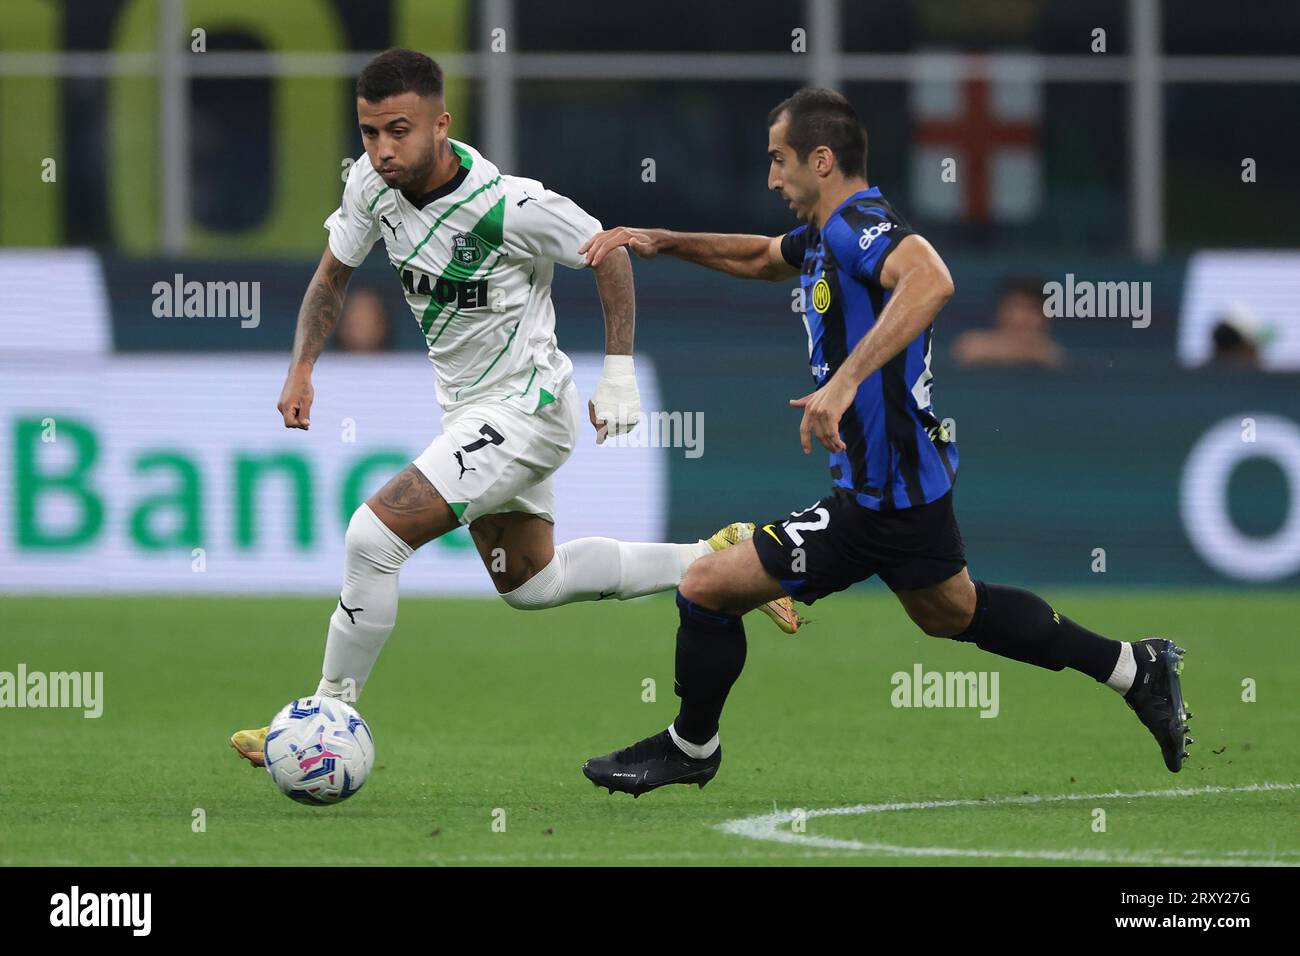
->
xmin=452 ymin=232 xmax=483 ymax=265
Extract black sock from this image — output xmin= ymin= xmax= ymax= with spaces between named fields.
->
xmin=952 ymin=580 xmax=1122 ymax=682
xmin=672 ymin=590 xmax=747 ymax=745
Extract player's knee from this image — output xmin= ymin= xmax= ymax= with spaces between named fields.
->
xmin=500 ymin=586 xmax=549 ymax=611
xmin=499 ymin=557 xmax=563 ymax=610
xmin=494 ymin=572 xmax=533 ymax=600
xmin=345 ymin=504 xmax=411 ymax=574
xmin=499 ymin=579 xmax=557 ymax=610
xmin=916 ymin=607 xmax=972 ymax=639
xmin=679 ymin=557 xmax=732 ymax=611
xmin=678 ymin=561 xmax=711 ymax=605
xmin=487 ymin=557 xmax=536 ymax=597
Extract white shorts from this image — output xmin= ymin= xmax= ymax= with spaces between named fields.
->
xmin=413 ymin=380 xmax=581 ymax=525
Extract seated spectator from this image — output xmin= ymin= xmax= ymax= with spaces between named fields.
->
xmin=952 ymin=278 xmax=1066 ymax=369
xmin=336 ymin=287 xmax=392 ymax=352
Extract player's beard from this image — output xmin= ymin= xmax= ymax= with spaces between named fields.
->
xmin=393 ymin=140 xmax=446 ymax=193
xmin=781 ymin=188 xmax=813 ymax=222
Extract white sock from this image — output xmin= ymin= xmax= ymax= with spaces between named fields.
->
xmin=668 ymin=723 xmax=719 ymax=759
xmin=1105 ymin=642 xmax=1137 ymax=695
xmin=317 ymin=504 xmax=413 ymax=701
xmin=616 ymin=538 xmax=710 ymax=598
xmin=502 ymin=537 xmax=711 ymax=609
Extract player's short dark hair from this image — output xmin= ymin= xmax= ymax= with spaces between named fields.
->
xmin=356 ymin=48 xmax=444 ymax=102
xmin=768 ymin=88 xmax=867 ymax=179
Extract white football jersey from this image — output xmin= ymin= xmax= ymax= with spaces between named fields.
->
xmin=325 ymin=140 xmax=601 ymax=414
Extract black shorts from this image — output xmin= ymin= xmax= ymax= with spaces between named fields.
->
xmin=752 ymin=488 xmax=967 ymax=604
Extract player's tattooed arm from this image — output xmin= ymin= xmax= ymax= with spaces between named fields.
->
xmin=589 ymin=246 xmax=643 ymax=441
xmin=291 ymin=247 xmax=355 ymax=367
xmin=593 ymin=246 xmax=635 ymax=355
xmin=277 ymin=247 xmax=355 ymax=429
xmin=581 ymin=228 xmax=797 ymax=281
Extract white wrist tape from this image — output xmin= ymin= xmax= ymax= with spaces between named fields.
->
xmin=591 ymin=354 xmax=642 ymax=443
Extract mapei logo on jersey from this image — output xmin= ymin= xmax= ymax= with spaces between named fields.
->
xmin=399 ymin=268 xmax=491 ymax=309
xmin=858 ymin=220 xmax=893 ymax=250
xmin=451 ymin=232 xmax=484 ymax=265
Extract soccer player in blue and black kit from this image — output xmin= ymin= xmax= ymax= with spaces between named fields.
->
xmin=578 ymin=89 xmax=1192 ymax=795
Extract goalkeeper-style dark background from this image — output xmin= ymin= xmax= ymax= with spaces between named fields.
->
xmin=2 ymin=0 xmax=1299 ymax=591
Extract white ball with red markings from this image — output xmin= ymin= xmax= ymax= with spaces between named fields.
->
xmin=264 ymin=696 xmax=375 ymax=805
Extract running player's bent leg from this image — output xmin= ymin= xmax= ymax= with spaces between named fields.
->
xmin=897 ymin=568 xmax=1133 ymax=693
xmin=892 ymin=567 xmax=977 ymax=637
xmin=471 ymin=511 xmax=711 ymax=608
xmin=678 ymin=539 xmax=788 ymax=614
xmin=317 ymin=466 xmax=459 ymax=701
xmin=671 ymin=543 xmax=786 ymax=754
xmin=367 ymin=464 xmax=461 ymax=550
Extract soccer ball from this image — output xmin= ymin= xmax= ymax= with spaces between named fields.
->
xmin=264 ymin=696 xmax=375 ymax=805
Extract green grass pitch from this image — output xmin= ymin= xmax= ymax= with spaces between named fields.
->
xmin=2 ymin=591 xmax=1297 ymax=866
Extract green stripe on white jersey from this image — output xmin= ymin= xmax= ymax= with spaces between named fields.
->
xmin=324 ymin=139 xmax=602 ymax=414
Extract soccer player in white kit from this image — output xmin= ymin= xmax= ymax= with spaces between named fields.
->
xmin=230 ymin=49 xmax=797 ymax=766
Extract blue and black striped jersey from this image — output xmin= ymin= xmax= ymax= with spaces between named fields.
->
xmin=781 ymin=187 xmax=957 ymax=512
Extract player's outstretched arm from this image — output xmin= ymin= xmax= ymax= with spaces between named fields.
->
xmin=790 ymin=235 xmax=954 ymax=453
xmin=581 ymin=227 xmax=797 ymax=281
xmin=277 ymin=246 xmax=355 ymax=430
xmin=593 ymin=245 xmax=635 ymax=356
xmin=588 ymin=245 xmax=642 ymax=443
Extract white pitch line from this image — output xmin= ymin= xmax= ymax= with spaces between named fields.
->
xmin=717 ymin=782 xmax=1300 ymax=866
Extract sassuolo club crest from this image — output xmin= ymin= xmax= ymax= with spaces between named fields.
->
xmin=452 ymin=232 xmax=483 ymax=265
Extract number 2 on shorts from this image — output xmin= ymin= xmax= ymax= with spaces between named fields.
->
xmin=783 ymin=506 xmax=830 ymax=546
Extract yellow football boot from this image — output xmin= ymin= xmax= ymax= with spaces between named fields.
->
xmin=706 ymin=521 xmax=802 ymax=635
xmin=230 ymin=725 xmax=269 ymax=768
